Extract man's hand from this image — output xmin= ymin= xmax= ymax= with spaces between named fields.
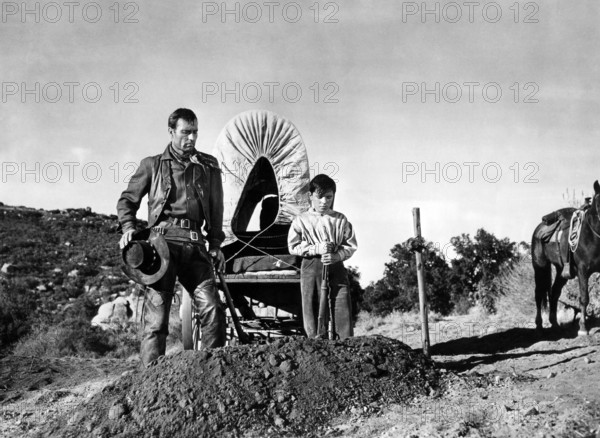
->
xmin=210 ymin=249 xmax=226 ymax=273
xmin=315 ymin=242 xmax=334 ymax=255
xmin=322 ymin=252 xmax=341 ymax=265
xmin=119 ymin=230 xmax=135 ymax=249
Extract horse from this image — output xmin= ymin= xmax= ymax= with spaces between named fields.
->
xmin=532 ymin=180 xmax=600 ymax=336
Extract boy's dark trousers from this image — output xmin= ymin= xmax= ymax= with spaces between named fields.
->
xmin=300 ymin=258 xmax=353 ymax=339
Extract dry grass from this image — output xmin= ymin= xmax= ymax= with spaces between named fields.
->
xmin=12 ymin=296 xmax=185 ymax=359
xmin=356 ymin=257 xmax=600 ymax=349
xmin=355 ymin=260 xmax=537 ymax=345
xmin=494 ymin=258 xmax=537 ymax=322
xmin=355 ymin=310 xmax=447 ymax=348
xmin=12 ymin=318 xmax=139 ymax=359
xmin=480 ymin=257 xmax=600 ymax=328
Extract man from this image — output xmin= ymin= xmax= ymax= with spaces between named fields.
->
xmin=117 ymin=108 xmax=226 ymax=366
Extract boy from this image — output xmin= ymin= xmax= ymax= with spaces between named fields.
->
xmin=288 ymin=174 xmax=358 ymax=339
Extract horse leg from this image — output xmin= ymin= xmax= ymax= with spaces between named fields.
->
xmin=549 ymin=272 xmax=567 ymax=330
xmin=534 ymin=264 xmax=551 ymax=331
xmin=577 ymin=273 xmax=590 ymax=336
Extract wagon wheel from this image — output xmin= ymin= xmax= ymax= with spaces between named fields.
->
xmin=181 ymin=291 xmax=201 ymax=350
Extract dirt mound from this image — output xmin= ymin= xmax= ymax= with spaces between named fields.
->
xmin=38 ymin=335 xmax=438 ymax=437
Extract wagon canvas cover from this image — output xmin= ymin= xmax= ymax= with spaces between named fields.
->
xmin=214 ymin=110 xmax=311 ymax=248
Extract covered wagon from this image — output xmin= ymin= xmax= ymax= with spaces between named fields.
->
xmin=181 ymin=110 xmax=311 ymax=348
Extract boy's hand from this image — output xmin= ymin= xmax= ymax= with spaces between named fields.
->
xmin=322 ymin=252 xmax=341 ymax=265
xmin=315 ymin=242 xmax=334 ymax=255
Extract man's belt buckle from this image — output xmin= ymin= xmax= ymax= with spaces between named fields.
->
xmin=190 ymin=231 xmax=199 ymax=241
xmin=180 ymin=219 xmax=191 ymax=229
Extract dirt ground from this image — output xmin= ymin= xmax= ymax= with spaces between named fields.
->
xmin=1 ymin=311 xmax=600 ymax=437
xmin=350 ymin=312 xmax=600 ymax=438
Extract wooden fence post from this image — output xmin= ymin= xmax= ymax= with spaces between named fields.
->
xmin=412 ymin=207 xmax=431 ymax=358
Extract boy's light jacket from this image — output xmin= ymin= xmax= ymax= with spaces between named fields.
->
xmin=287 ymin=208 xmax=357 ymax=262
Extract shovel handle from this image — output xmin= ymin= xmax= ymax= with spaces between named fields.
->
xmin=215 ymin=266 xmax=251 ymax=345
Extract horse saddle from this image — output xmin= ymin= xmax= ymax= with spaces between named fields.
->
xmin=539 ymin=208 xmax=575 ymax=243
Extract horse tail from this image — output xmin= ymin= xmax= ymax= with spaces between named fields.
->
xmin=541 ymin=286 xmax=548 ymax=309
xmin=532 ymin=223 xmax=551 ymax=310
xmin=534 ymin=265 xmax=550 ymax=310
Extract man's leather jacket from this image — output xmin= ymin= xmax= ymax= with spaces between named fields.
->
xmin=117 ymin=145 xmax=225 ymax=250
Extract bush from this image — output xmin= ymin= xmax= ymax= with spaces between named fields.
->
xmin=451 ymin=294 xmax=472 ymax=316
xmin=0 ymin=279 xmax=37 ymax=351
xmin=361 ymin=240 xmax=453 ymax=317
xmin=449 ymin=229 xmax=519 ymax=312
xmin=361 ymin=280 xmax=409 ymax=317
xmin=493 ymin=257 xmax=536 ymax=320
xmin=346 ymin=266 xmax=365 ymax=318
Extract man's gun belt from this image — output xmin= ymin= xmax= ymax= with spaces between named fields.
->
xmin=152 ymin=218 xmax=204 ymax=242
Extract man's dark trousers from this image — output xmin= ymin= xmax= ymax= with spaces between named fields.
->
xmin=141 ymin=240 xmax=225 ymax=366
xmin=300 ymin=258 xmax=353 ymax=339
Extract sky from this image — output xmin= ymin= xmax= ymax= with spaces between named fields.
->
xmin=1 ymin=1 xmax=599 ymax=286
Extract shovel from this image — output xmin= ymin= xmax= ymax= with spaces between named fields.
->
xmin=209 ymin=255 xmax=251 ymax=345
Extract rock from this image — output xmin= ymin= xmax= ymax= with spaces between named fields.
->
xmin=68 ymin=411 xmax=85 ymax=425
xmin=68 ymin=269 xmax=79 ymax=277
xmin=268 ymin=354 xmax=280 ymax=367
xmin=198 ymin=351 xmax=211 ymax=361
xmin=523 ymin=406 xmax=539 ymax=417
xmin=546 ymin=372 xmax=557 ymax=379
xmin=303 ymin=344 xmax=315 ymax=353
xmin=279 ymin=360 xmax=295 ymax=373
xmin=1 ymin=263 xmax=15 ymax=274
xmin=91 ymin=297 xmax=133 ymax=330
xmin=65 ymin=241 xmax=72 ymax=247
xmin=584 ymin=357 xmax=592 ymax=364
xmin=108 ymin=403 xmax=127 ymax=420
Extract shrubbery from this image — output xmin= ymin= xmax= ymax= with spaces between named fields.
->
xmin=0 ymin=278 xmax=37 ymax=350
xmin=2 ymin=276 xmax=139 ymax=359
xmin=362 ymin=240 xmax=453 ymax=316
xmin=0 ymin=206 xmax=130 ymax=354
xmin=362 ymin=228 xmax=520 ymax=317
xmin=449 ymin=229 xmax=518 ymax=313
xmin=346 ymin=266 xmax=365 ymax=319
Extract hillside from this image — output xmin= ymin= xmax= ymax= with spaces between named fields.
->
xmin=0 ymin=203 xmax=139 ymax=352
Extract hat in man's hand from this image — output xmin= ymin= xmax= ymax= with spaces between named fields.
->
xmin=121 ymin=229 xmax=170 ymax=285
